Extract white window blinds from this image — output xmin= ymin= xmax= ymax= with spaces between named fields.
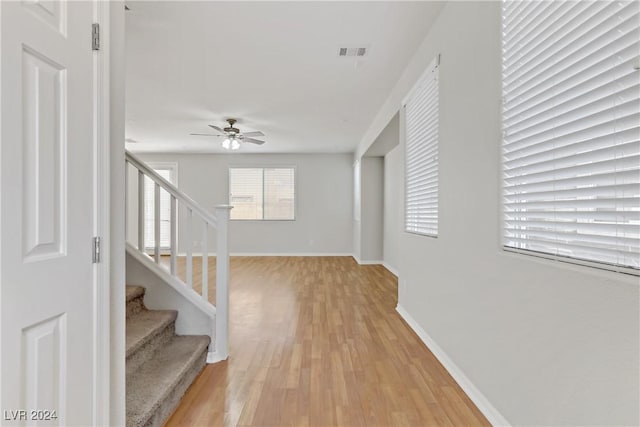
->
xmin=502 ymin=1 xmax=640 ymax=272
xmin=229 ymin=167 xmax=295 ymax=220
xmin=144 ymin=168 xmax=174 ymax=250
xmin=404 ymin=55 xmax=440 ymax=236
xmin=230 ymin=168 xmax=263 ymax=220
xmin=264 ymin=168 xmax=295 ymax=220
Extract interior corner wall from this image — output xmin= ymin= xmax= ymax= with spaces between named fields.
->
xmin=383 ymin=146 xmax=401 ymax=273
xmin=353 ymin=218 xmax=362 ymax=262
xmin=359 ymin=157 xmax=384 ymax=262
xmin=352 ymin=158 xmax=362 ymax=262
xmin=363 ymin=1 xmax=639 ymax=425
xmin=130 ymin=153 xmax=353 ymax=255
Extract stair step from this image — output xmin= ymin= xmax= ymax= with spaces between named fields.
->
xmin=126 ymin=335 xmax=210 ymax=427
xmin=126 ymin=309 xmax=177 ymax=373
xmin=126 ymin=285 xmax=146 ymax=318
xmin=126 ymin=285 xmax=145 ymax=302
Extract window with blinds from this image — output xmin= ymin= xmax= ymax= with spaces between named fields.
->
xmin=502 ymin=1 xmax=640 ymax=272
xmin=229 ymin=167 xmax=295 ymax=220
xmin=144 ymin=166 xmax=175 ymax=250
xmin=404 ymin=55 xmax=440 ymax=236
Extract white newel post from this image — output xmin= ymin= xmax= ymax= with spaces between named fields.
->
xmin=215 ymin=205 xmax=233 ymax=360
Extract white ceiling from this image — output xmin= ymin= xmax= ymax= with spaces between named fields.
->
xmin=125 ymin=1 xmax=444 ymax=154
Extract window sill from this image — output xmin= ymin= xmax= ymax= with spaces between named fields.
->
xmin=502 ymin=246 xmax=639 ymax=278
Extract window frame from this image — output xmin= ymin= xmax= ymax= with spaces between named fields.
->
xmin=499 ymin=0 xmax=640 ymax=276
xmin=228 ymin=166 xmax=297 ymax=222
xmin=144 ymin=162 xmax=178 ymax=252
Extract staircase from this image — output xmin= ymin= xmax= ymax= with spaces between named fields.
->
xmin=126 ymin=285 xmax=209 ymax=427
xmin=124 ymin=150 xmax=232 ymax=426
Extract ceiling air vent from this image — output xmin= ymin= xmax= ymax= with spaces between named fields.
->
xmin=338 ymin=46 xmax=368 ymax=57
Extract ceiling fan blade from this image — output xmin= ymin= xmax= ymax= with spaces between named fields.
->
xmin=190 ymin=133 xmax=223 ymax=137
xmin=244 ymin=137 xmax=266 ymax=145
xmin=242 ymin=131 xmax=265 ymax=138
xmin=208 ymin=125 xmax=226 ymax=133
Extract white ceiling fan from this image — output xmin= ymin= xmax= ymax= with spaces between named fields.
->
xmin=190 ymin=118 xmax=266 ymax=150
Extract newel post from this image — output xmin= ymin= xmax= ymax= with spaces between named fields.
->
xmin=215 ymin=205 xmax=233 ymax=360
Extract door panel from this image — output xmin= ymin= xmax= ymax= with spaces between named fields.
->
xmin=22 ymin=314 xmax=67 ymax=422
xmin=1 ymin=1 xmax=96 ymax=425
xmin=21 ymin=0 xmax=67 ymax=35
xmin=22 ymin=47 xmax=66 ymax=262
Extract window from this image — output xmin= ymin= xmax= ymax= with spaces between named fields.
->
xmin=229 ymin=167 xmax=295 ymax=220
xmin=404 ymin=55 xmax=440 ymax=236
xmin=144 ymin=164 xmax=176 ymax=250
xmin=502 ymin=1 xmax=640 ymax=272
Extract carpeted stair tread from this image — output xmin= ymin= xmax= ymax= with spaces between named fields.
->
xmin=126 ymin=286 xmax=147 ymax=318
xmin=126 ymin=309 xmax=178 ymax=358
xmin=126 ymin=335 xmax=210 ymax=427
xmin=126 ymin=285 xmax=145 ymax=303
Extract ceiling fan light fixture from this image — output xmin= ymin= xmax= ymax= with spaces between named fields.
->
xmin=194 ymin=119 xmax=265 ymax=149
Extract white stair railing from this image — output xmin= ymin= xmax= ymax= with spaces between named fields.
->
xmin=125 ymin=150 xmax=231 ymax=360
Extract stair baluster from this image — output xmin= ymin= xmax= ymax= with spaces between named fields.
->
xmin=124 ymin=150 xmax=231 ymax=361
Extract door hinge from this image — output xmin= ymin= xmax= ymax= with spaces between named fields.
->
xmin=93 ymin=237 xmax=101 ymax=263
xmin=92 ymin=23 xmax=100 ymax=51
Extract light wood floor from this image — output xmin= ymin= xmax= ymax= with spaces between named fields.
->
xmin=163 ymin=256 xmax=489 ymax=427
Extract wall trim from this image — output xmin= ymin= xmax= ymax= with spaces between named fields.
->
xmin=231 ymin=252 xmax=354 ymax=257
xmin=127 ymin=243 xmax=216 ymax=316
xmin=93 ymin=1 xmax=111 ymax=424
xmin=352 ymin=255 xmax=384 ymax=265
xmin=206 ymin=351 xmax=226 ymax=364
xmin=175 ymin=252 xmax=354 ymax=257
xmin=357 ymin=259 xmax=384 ymax=265
xmin=396 ymin=304 xmax=511 ymax=427
xmin=382 ymin=262 xmax=399 ymax=277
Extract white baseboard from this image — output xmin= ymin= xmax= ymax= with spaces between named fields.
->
xmin=230 ymin=252 xmax=354 ymax=257
xmin=352 ymin=255 xmax=384 ymax=265
xmin=206 ymin=351 xmax=227 ymax=364
xmin=396 ymin=304 xmax=510 ymax=427
xmin=176 ymin=252 xmax=354 ymax=257
xmin=382 ymin=262 xmax=399 ymax=277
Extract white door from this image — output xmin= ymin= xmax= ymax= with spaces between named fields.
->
xmin=1 ymin=1 xmax=97 ymax=425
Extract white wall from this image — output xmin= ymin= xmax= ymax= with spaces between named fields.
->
xmin=360 ymin=157 xmax=384 ymax=262
xmin=383 ymin=146 xmax=401 ymax=274
xmin=359 ymin=2 xmax=639 ymax=425
xmin=129 ymin=153 xmax=353 ymax=255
